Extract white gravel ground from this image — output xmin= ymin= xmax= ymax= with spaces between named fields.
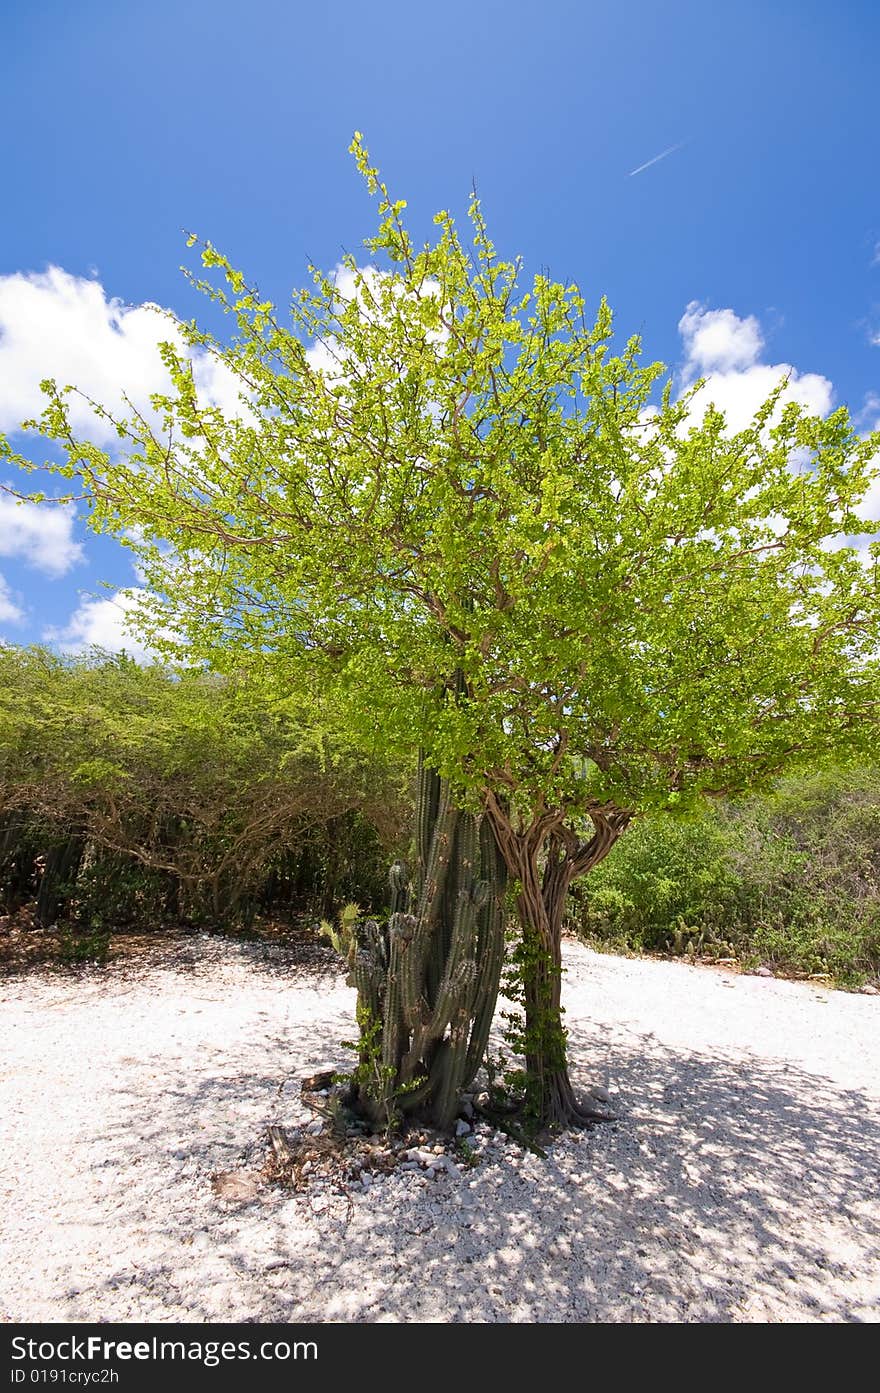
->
xmin=1 ymin=935 xmax=878 ymax=1323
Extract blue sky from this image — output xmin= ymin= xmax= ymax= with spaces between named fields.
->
xmin=1 ymin=0 xmax=878 ymax=654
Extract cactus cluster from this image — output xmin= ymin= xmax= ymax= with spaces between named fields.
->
xmin=325 ymin=758 xmax=507 ymax=1131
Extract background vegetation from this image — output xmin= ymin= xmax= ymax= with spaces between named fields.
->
xmin=1 ymin=645 xmax=878 ymax=986
xmin=571 ymin=767 xmax=880 ymax=983
xmin=0 ymin=647 xmax=410 ymax=952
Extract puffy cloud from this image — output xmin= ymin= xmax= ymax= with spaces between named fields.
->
xmin=0 ymin=572 xmax=24 ymax=624
xmin=45 ymin=588 xmax=155 ymax=662
xmin=677 ymin=301 xmax=834 ymax=431
xmin=669 ymin=305 xmax=878 ymax=559
xmin=854 ymin=391 xmax=880 ymax=429
xmin=0 ymin=492 xmax=83 ymax=577
xmin=679 ymin=303 xmax=764 ymax=374
xmin=855 ymin=477 xmax=880 ymax=534
xmin=0 ymin=266 xmax=251 ymax=443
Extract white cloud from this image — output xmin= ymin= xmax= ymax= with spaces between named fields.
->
xmin=0 ymin=260 xmax=441 ymax=454
xmin=671 ymin=304 xmax=879 ymax=560
xmin=0 ymin=492 xmax=83 ymax=577
xmin=45 ymin=588 xmax=155 ymax=662
xmin=679 ymin=302 xmax=764 ymax=373
xmin=0 ymin=572 xmax=24 ymax=624
xmin=854 ymin=391 xmax=880 ymax=430
xmin=855 ymin=476 xmax=880 ymax=532
xmin=0 ymin=266 xmax=252 ymax=443
xmin=677 ymin=301 xmax=834 ymax=431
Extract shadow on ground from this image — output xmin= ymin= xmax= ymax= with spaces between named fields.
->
xmin=0 ymin=926 xmax=344 ymax=980
xmin=65 ymin=1010 xmax=880 ymax=1323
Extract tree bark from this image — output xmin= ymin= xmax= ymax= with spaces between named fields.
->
xmin=485 ymin=795 xmax=630 ymax=1129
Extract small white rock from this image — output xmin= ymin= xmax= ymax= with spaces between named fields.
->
xmin=401 ymin=1147 xmax=436 ymax=1167
xmin=427 ymin=1153 xmax=461 ymax=1177
xmin=587 ymin=1085 xmax=612 ymax=1105
xmin=455 ymin=1119 xmax=472 ymax=1137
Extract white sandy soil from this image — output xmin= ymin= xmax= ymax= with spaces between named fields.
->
xmin=1 ymin=936 xmax=878 ymax=1323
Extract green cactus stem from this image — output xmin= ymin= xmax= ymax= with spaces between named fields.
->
xmin=323 ymin=754 xmax=509 ymax=1132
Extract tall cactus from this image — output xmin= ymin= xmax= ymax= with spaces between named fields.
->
xmin=324 ymin=756 xmax=507 ymax=1131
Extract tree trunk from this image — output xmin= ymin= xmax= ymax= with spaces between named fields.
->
xmin=513 ymin=840 xmax=602 ymax=1128
xmin=486 ymin=797 xmax=630 ymax=1130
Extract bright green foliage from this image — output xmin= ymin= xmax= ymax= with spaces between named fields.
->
xmin=6 ymin=135 xmax=878 ymax=820
xmin=321 ymin=900 xmax=361 ymax=965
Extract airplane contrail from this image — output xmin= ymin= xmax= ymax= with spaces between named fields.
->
xmin=628 ymin=142 xmax=686 ymax=177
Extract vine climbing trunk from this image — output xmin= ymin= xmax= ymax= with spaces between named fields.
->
xmin=324 ymin=754 xmax=508 ymax=1132
xmin=485 ymin=796 xmax=631 ymax=1130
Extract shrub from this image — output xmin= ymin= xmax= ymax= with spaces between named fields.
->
xmin=0 ymin=646 xmax=411 ymax=933
xmin=571 ymin=766 xmax=880 ymax=982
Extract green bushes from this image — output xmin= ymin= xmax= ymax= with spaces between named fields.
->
xmin=4 ymin=645 xmax=879 ymax=984
xmin=571 ymin=766 xmax=880 ymax=983
xmin=0 ymin=647 xmax=410 ymax=934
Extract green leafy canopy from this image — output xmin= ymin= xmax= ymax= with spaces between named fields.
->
xmin=4 ymin=134 xmax=880 ymax=827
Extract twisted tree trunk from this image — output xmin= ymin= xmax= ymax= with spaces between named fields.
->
xmin=485 ymin=795 xmax=630 ymax=1130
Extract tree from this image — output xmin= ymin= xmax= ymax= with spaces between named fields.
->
xmin=4 ymin=134 xmax=880 ymax=1127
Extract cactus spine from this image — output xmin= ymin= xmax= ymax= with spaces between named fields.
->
xmin=325 ymin=757 xmax=507 ymax=1131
